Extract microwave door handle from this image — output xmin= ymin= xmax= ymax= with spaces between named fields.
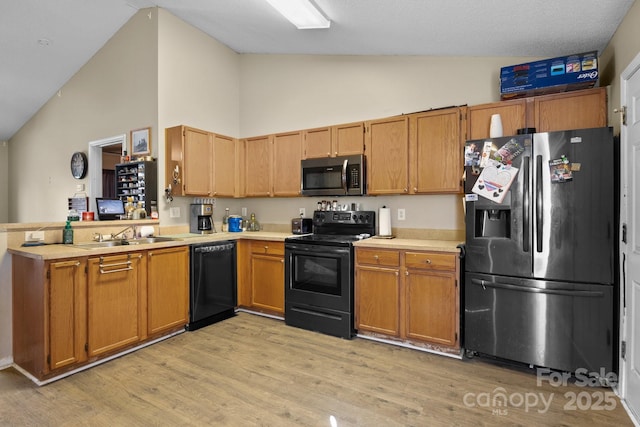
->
xmin=342 ymin=159 xmax=348 ymax=194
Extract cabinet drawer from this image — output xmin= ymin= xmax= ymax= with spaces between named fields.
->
xmin=356 ymin=249 xmax=400 ymax=267
xmin=405 ymin=252 xmax=455 ymax=271
xmin=251 ymin=241 xmax=284 ymax=256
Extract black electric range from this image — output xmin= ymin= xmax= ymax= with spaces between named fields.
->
xmin=284 ymin=210 xmax=375 ymax=339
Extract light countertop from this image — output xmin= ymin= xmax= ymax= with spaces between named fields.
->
xmin=9 ymin=230 xmax=463 ymax=260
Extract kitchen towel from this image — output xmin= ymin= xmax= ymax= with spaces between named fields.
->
xmin=379 ymin=207 xmax=392 ymax=236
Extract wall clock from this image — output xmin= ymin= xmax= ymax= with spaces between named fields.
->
xmin=70 ymin=151 xmax=88 ymax=179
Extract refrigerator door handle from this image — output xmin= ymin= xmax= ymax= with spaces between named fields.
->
xmin=535 ymin=155 xmax=544 ymax=252
xmin=470 ymin=278 xmax=605 ymax=297
xmin=522 ymin=156 xmax=530 ymax=253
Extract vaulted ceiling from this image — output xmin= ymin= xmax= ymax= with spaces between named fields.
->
xmin=0 ymin=0 xmax=634 ymax=141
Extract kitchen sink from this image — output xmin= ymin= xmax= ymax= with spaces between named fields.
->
xmin=122 ymin=237 xmax=176 ymax=245
xmin=72 ymin=240 xmax=125 ymax=249
xmin=72 ymin=236 xmax=176 ymax=249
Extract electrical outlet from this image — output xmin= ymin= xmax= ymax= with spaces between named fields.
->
xmin=169 ymin=207 xmax=181 ymax=218
xmin=299 ymin=208 xmax=306 ymax=217
xmin=398 ymin=208 xmax=406 ymax=221
xmin=25 ymin=231 xmax=45 ymax=241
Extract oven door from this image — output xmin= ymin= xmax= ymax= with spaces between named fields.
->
xmin=285 ymin=242 xmax=352 ymax=313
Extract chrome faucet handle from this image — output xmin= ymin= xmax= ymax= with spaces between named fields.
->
xmin=93 ymin=232 xmax=103 ymax=242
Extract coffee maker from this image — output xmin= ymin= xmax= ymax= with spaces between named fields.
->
xmin=190 ymin=203 xmax=215 ymax=234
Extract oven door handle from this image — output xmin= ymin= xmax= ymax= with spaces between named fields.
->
xmin=285 ymin=243 xmax=351 ymax=255
xmin=342 ymin=159 xmax=348 ymax=194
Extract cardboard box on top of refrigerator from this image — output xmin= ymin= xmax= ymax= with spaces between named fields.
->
xmin=500 ymin=51 xmax=599 ymax=100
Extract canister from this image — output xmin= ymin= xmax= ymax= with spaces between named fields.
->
xmin=228 ymin=215 xmax=242 ymax=232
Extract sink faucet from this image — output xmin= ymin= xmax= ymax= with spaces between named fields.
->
xmin=111 ymin=226 xmax=136 ymax=240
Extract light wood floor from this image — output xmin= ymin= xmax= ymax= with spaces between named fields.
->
xmin=0 ymin=313 xmax=633 ymax=426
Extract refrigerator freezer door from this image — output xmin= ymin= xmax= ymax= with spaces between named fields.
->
xmin=464 ymin=135 xmax=533 ymax=277
xmin=464 ymin=272 xmax=613 ymax=374
xmin=532 ymin=128 xmax=615 ymax=284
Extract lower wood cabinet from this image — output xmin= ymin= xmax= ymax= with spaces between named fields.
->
xmin=47 ymin=259 xmax=88 ymax=371
xmin=355 ymin=247 xmax=460 ymax=351
xmin=87 ymin=252 xmax=145 ymax=358
xmin=237 ymin=240 xmax=285 ymax=316
xmin=146 ymin=246 xmax=189 ymax=336
xmin=12 ymin=246 xmax=189 ymax=381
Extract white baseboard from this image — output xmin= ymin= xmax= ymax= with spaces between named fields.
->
xmin=0 ymin=356 xmax=13 ymax=370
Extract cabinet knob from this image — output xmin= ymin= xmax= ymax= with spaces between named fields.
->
xmin=334 ymin=151 xmax=338 ymax=156
xmin=327 ymin=152 xmax=331 ymax=157
xmin=404 ymin=188 xmax=408 ymax=193
xmin=281 ymin=259 xmax=284 ymax=264
xmin=405 ymin=270 xmax=409 ymax=276
xmin=374 ymin=254 xmax=379 ymax=260
xmin=425 ymin=259 xmax=432 ymax=264
xmin=413 ymin=187 xmax=417 ymax=192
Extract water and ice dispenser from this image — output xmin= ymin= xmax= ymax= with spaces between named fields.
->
xmin=474 ymin=208 xmax=511 ymax=238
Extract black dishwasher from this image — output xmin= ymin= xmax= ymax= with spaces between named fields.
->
xmin=187 ymin=240 xmax=237 ymax=331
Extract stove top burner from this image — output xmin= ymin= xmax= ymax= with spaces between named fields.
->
xmin=285 ymin=210 xmax=376 ymax=247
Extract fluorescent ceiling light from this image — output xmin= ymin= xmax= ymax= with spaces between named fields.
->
xmin=265 ymin=0 xmax=331 ymax=29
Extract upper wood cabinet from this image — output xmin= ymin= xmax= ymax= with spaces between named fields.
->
xmin=244 ymin=135 xmax=273 ymax=197
xmin=272 ymin=131 xmax=302 ymax=196
xmin=365 ymin=116 xmax=409 ymax=195
xmin=467 ymin=87 xmax=607 ymax=140
xmin=534 ymin=87 xmax=607 ymax=132
xmin=165 ymin=125 xmax=212 ymax=197
xmin=212 ymin=133 xmax=237 ymax=197
xmin=244 ymin=131 xmax=302 ymax=197
xmin=166 ymin=125 xmax=240 ymax=198
xmin=302 ymin=127 xmax=331 ymax=159
xmin=409 ymin=107 xmax=466 ymax=194
xmin=302 ymin=122 xmax=365 ymax=159
xmin=467 ymin=99 xmax=528 ymax=141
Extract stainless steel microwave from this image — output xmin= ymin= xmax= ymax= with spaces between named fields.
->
xmin=300 ymin=154 xmax=366 ymax=196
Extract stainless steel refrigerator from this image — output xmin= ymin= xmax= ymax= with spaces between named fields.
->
xmin=463 ymin=127 xmax=617 ymax=376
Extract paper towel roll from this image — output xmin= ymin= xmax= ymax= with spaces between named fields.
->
xmin=379 ymin=207 xmax=392 ymax=236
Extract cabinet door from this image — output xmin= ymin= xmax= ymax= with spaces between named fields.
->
xmin=333 ymin=122 xmax=364 ymax=156
xmin=405 ymin=269 xmax=457 ymax=347
xmin=355 ymin=265 xmax=401 ymax=337
xmin=272 ymin=131 xmax=302 ymax=196
xmin=409 ymin=107 xmax=464 ymax=194
xmin=147 ymin=246 xmax=189 ymax=335
xmin=213 ymin=134 xmax=236 ymax=197
xmin=251 ymin=254 xmax=284 ymax=314
xmin=87 ymin=253 xmax=144 ymax=357
xmin=183 ymin=127 xmax=213 ymax=196
xmin=303 ymin=127 xmax=332 ymax=159
xmin=534 ymin=87 xmax=607 ymax=132
xmin=365 ymin=116 xmax=409 ymax=194
xmin=48 ymin=259 xmax=87 ymax=371
xmin=244 ymin=136 xmax=272 ymax=197
xmin=467 ymin=99 xmax=528 ymax=140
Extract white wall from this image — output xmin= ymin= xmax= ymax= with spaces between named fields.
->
xmin=0 ymin=141 xmax=8 ymax=223
xmin=7 ymin=9 xmax=158 ymax=223
xmin=156 ymin=9 xmax=241 ymax=227
xmin=238 ymin=54 xmax=534 ymax=137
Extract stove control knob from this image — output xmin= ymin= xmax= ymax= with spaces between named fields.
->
xmin=352 ymin=215 xmax=357 ymax=221
xmin=365 ymin=214 xmax=370 ymax=222
xmin=359 ymin=215 xmax=364 ymax=221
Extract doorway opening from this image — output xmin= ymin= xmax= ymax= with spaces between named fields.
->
xmin=88 ymin=134 xmax=126 ymax=211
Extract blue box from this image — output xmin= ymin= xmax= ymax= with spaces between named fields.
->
xmin=500 ymin=51 xmax=598 ymax=100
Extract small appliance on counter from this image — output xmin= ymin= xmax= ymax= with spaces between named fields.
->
xmin=190 ymin=203 xmax=214 ymax=234
xmin=291 ymin=217 xmax=312 ymax=234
